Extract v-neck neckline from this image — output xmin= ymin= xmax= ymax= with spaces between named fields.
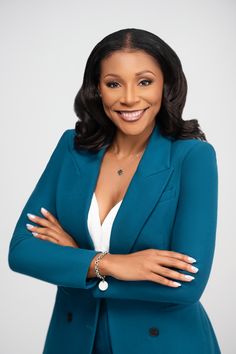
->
xmin=93 ymin=193 xmax=123 ymax=227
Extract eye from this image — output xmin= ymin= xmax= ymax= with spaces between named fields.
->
xmin=105 ymin=79 xmax=153 ymax=89
xmin=139 ymin=79 xmax=153 ymax=86
xmin=105 ymin=81 xmax=120 ymax=88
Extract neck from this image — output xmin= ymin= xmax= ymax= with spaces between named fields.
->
xmin=109 ymin=123 xmax=155 ymax=159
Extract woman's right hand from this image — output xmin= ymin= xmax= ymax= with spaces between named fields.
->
xmin=103 ymin=249 xmax=199 ymax=287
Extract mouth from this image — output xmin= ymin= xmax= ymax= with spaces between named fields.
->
xmin=114 ymin=107 xmax=150 ymax=122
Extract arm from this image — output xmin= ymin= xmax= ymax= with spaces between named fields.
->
xmin=8 ymin=130 xmax=101 ymax=289
xmin=92 ymin=142 xmax=218 ymax=304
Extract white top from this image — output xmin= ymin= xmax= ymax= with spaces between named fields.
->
xmin=87 ymin=192 xmax=123 ymax=252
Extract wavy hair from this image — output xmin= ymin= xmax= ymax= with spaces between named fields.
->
xmin=73 ymin=28 xmax=207 ymax=152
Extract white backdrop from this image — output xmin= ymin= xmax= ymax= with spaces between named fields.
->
xmin=1 ymin=0 xmax=235 ymax=353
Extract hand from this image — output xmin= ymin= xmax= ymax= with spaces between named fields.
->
xmin=106 ymin=249 xmax=199 ymax=288
xmin=26 ymin=207 xmax=80 ymax=248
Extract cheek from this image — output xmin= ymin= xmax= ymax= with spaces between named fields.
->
xmin=101 ymin=96 xmax=117 ymax=111
xmin=100 ymin=99 xmax=115 ymax=120
xmin=148 ymin=87 xmax=163 ymax=105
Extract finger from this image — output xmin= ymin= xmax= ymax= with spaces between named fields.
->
xmin=27 ymin=213 xmax=58 ymax=231
xmin=32 ymin=233 xmax=59 ymax=244
xmin=148 ymin=272 xmax=182 ymax=288
xmin=28 ymin=225 xmax=60 ymax=240
xmin=155 ymin=249 xmax=197 ymax=264
xmin=157 ymin=256 xmax=198 ymax=274
xmin=154 ymin=265 xmax=195 ymax=282
xmin=40 ymin=207 xmax=62 ymax=228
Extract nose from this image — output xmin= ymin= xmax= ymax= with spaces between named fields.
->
xmin=119 ymin=84 xmax=140 ymax=106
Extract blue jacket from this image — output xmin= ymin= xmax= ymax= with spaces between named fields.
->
xmin=8 ymin=122 xmax=221 ymax=354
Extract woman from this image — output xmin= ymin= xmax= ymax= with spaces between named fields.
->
xmin=8 ymin=28 xmax=221 ymax=354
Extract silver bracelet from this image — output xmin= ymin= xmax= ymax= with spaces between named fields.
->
xmin=95 ymin=251 xmax=109 ymax=291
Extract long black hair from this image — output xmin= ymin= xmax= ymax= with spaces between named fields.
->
xmin=73 ymin=28 xmax=206 ymax=152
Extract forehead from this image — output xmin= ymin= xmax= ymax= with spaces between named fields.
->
xmin=100 ymin=50 xmax=162 ymax=76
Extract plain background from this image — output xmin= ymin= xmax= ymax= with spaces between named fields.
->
xmin=1 ymin=0 xmax=235 ymax=353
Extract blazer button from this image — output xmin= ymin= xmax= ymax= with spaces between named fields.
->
xmin=149 ymin=327 xmax=159 ymax=336
xmin=67 ymin=312 xmax=73 ymax=322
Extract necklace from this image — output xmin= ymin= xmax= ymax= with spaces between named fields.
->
xmin=109 ymin=148 xmax=145 ymax=176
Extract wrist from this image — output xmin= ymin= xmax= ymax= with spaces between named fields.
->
xmin=99 ymin=253 xmax=125 ymax=278
xmin=98 ymin=252 xmax=114 ymax=277
xmin=87 ymin=252 xmax=114 ymax=279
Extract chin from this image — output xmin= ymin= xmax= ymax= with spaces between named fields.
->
xmin=115 ymin=121 xmax=156 ymax=136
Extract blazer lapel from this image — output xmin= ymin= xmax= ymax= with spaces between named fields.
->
xmin=70 ymin=121 xmax=174 ymax=254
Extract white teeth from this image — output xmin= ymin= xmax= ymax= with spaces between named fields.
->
xmin=120 ymin=110 xmax=144 ymax=118
xmin=117 ymin=109 xmax=147 ymax=121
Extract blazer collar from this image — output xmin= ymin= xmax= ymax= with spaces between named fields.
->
xmin=70 ymin=121 xmax=174 ymax=254
xmin=72 ymin=120 xmax=171 ymax=177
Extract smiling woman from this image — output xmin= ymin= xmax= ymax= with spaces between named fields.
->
xmin=8 ymin=28 xmax=221 ymax=354
xmin=73 ymin=28 xmax=207 ymax=154
xmin=97 ymin=51 xmax=164 ymax=130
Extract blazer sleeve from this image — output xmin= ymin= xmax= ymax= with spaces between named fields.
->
xmin=8 ymin=130 xmax=101 ymax=289
xmin=92 ymin=141 xmax=218 ymax=304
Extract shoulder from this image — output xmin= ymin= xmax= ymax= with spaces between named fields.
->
xmin=170 ymin=137 xmax=217 ymax=166
xmin=56 ymin=128 xmax=75 ymax=149
xmin=60 ymin=128 xmax=75 ymax=140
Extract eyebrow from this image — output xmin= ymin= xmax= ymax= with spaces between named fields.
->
xmin=103 ymin=70 xmax=156 ymax=79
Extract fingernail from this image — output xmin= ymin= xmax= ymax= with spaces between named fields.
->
xmin=27 ymin=213 xmax=36 ymax=219
xmin=32 ymin=232 xmax=38 ymax=236
xmin=172 ymin=282 xmax=182 ymax=287
xmin=26 ymin=223 xmax=34 ymax=230
xmin=187 ymin=257 xmax=197 ymax=263
xmin=41 ymin=207 xmax=48 ymax=214
xmin=184 ymin=275 xmax=195 ymax=280
xmin=191 ymin=266 xmax=199 ymax=273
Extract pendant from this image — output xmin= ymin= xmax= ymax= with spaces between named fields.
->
xmin=117 ymin=169 xmax=124 ymax=176
xmin=98 ymin=279 xmax=109 ymax=291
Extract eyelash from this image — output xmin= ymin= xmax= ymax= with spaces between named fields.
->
xmin=105 ymin=79 xmax=153 ymax=88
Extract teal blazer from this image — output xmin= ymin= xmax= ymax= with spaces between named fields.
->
xmin=8 ymin=122 xmax=221 ymax=354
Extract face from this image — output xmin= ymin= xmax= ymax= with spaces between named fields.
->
xmin=98 ymin=49 xmax=164 ymax=136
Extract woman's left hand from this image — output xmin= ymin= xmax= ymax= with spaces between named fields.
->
xmin=26 ymin=207 xmax=80 ymax=248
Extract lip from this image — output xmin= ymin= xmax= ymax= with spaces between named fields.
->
xmin=115 ymin=107 xmax=149 ymax=113
xmin=115 ymin=107 xmax=149 ymax=122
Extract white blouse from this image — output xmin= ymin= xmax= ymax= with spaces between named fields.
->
xmin=87 ymin=192 xmax=123 ymax=252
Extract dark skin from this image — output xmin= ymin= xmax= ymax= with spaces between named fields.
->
xmin=26 ymin=50 xmax=198 ymax=287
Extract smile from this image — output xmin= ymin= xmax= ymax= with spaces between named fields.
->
xmin=115 ymin=107 xmax=149 ymax=122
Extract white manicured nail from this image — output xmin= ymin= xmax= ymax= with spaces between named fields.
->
xmin=41 ymin=207 xmax=48 ymax=214
xmin=27 ymin=213 xmax=36 ymax=219
xmin=184 ymin=275 xmax=195 ymax=280
xmin=172 ymin=282 xmax=182 ymax=287
xmin=191 ymin=266 xmax=199 ymax=273
xmin=26 ymin=223 xmax=34 ymax=230
xmin=187 ymin=257 xmax=197 ymax=263
xmin=32 ymin=232 xmax=38 ymax=236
